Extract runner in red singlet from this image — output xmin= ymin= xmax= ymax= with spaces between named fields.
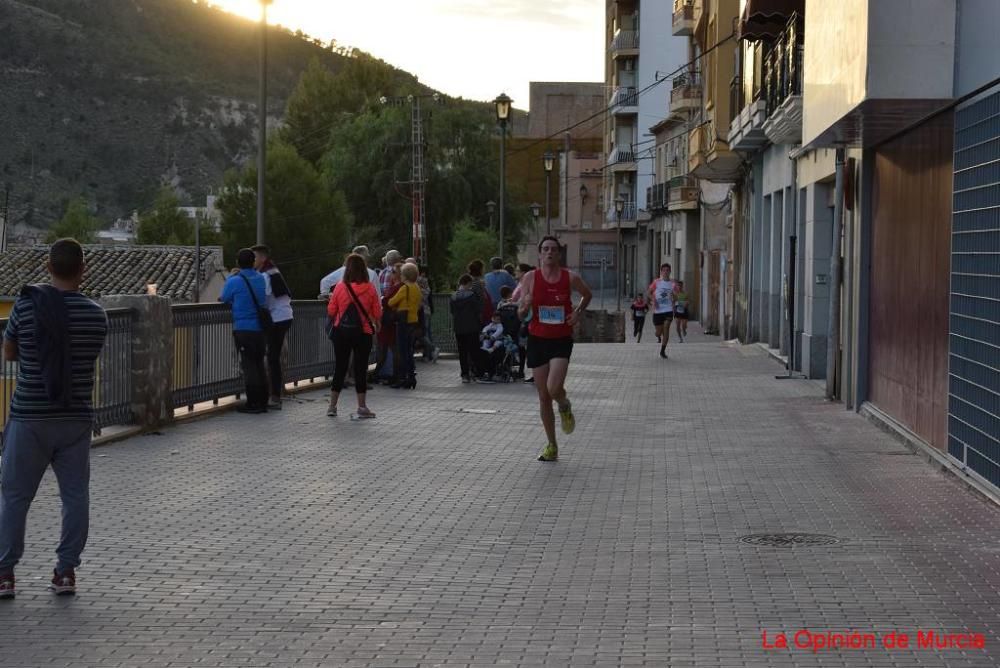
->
xmin=517 ymin=236 xmax=593 ymax=462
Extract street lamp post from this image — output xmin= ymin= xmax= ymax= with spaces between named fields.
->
xmin=256 ymin=0 xmax=273 ymax=246
xmin=493 ymin=93 xmax=512 ymax=260
xmin=486 ymin=200 xmax=496 ymax=232
xmin=529 ymin=202 xmax=541 ymax=243
xmin=579 ymin=184 xmax=588 ymax=229
xmin=543 ymin=151 xmax=554 ymax=235
xmin=615 ymin=197 xmax=625 ymax=312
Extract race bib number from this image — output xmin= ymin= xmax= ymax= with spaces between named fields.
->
xmin=539 ymin=305 xmax=566 ymax=325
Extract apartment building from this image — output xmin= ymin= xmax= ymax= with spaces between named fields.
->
xmin=604 ymin=0 xmax=687 ymax=301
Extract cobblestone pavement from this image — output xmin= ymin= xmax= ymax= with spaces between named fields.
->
xmin=1 ymin=325 xmax=998 ymax=667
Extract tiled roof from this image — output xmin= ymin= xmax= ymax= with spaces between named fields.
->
xmin=0 ymin=245 xmax=224 ymax=301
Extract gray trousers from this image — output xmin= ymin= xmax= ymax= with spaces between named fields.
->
xmin=0 ymin=419 xmax=92 ymax=574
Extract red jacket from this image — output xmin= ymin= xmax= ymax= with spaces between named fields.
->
xmin=327 ymin=281 xmax=382 ymax=335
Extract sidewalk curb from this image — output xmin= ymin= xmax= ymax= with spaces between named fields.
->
xmin=860 ymin=401 xmax=1000 ymax=508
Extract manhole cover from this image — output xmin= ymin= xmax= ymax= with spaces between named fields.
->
xmin=458 ymin=408 xmax=499 ymax=414
xmin=739 ymin=533 xmax=840 ymax=547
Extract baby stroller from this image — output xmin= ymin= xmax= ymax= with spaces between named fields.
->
xmin=492 ymin=335 xmax=521 ymax=383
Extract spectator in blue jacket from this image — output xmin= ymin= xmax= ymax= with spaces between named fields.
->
xmin=484 ymin=256 xmax=517 ymax=306
xmin=220 ymin=248 xmax=268 ymax=413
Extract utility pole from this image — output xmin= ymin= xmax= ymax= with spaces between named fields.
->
xmin=256 ymin=0 xmax=273 ymax=246
xmin=410 ymin=97 xmax=427 ymax=265
xmin=381 ymin=94 xmax=442 ymax=265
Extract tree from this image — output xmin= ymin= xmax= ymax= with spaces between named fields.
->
xmin=136 ymin=187 xmax=192 ymax=244
xmin=216 ymin=140 xmax=352 ymax=298
xmin=446 ymin=222 xmax=496 ymax=287
xmin=281 ymin=57 xmax=343 ymax=165
xmin=46 ymin=197 xmax=100 ymax=243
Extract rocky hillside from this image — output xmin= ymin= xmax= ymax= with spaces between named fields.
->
xmin=0 ymin=0 xmax=420 ymax=235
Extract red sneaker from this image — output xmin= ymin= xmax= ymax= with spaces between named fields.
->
xmin=49 ymin=569 xmax=76 ymax=596
xmin=0 ymin=573 xmax=14 ymax=599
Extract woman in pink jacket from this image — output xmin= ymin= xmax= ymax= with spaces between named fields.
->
xmin=326 ymin=253 xmax=382 ymax=418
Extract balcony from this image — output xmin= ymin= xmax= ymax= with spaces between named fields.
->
xmin=668 ymin=175 xmax=699 ymax=210
xmin=646 ymin=183 xmax=668 ymax=213
xmin=672 ymin=0 xmax=696 ymax=36
xmin=609 ymin=86 xmax=639 ymax=116
xmin=669 ymin=72 xmax=702 ymax=114
xmin=606 ymin=145 xmax=637 ymax=172
xmin=689 ymin=122 xmax=742 ymax=183
xmin=728 ymin=76 xmax=769 ymax=152
xmin=610 ymin=30 xmax=639 ymax=59
xmin=606 ymin=201 xmax=638 ymax=228
xmin=762 ymin=15 xmax=803 ymax=145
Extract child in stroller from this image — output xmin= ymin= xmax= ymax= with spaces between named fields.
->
xmin=491 ymin=334 xmax=521 ymax=383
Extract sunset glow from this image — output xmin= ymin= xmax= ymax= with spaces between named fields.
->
xmin=199 ymin=0 xmax=603 ymax=108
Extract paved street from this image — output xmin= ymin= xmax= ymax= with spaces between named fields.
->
xmin=1 ymin=326 xmax=998 ymax=667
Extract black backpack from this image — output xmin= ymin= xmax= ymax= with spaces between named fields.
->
xmin=338 ymin=301 xmax=361 ymax=329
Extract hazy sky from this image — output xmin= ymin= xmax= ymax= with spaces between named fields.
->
xmin=205 ymin=0 xmax=605 ymax=110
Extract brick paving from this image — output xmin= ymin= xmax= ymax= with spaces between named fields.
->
xmin=1 ymin=324 xmax=998 ymax=667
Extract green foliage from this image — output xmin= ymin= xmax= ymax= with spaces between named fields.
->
xmin=322 ymin=103 xmax=525 ymax=287
xmin=216 ymin=140 xmax=352 ymax=298
xmin=46 ymin=197 xmax=99 ymax=243
xmin=136 ymin=188 xmax=192 ymax=245
xmin=281 ymin=57 xmax=343 ymax=165
xmin=446 ymin=222 xmax=496 ymax=287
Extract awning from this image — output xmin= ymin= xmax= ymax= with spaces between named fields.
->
xmin=739 ymin=0 xmax=804 ymax=41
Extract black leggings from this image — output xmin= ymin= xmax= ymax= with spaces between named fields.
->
xmin=633 ymin=317 xmax=645 ymax=339
xmin=332 ymin=329 xmax=373 ymax=393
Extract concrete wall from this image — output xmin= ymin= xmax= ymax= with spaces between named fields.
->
xmin=954 ymin=0 xmax=1000 ymax=97
xmin=526 ymin=83 xmax=606 ymax=140
xmin=867 ymin=1 xmax=955 ymax=100
xmin=803 ymin=0 xmax=955 ymax=146
xmin=803 ymin=0 xmax=868 ymax=147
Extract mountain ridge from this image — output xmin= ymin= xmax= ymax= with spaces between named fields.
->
xmin=0 ymin=0 xmax=425 ymax=236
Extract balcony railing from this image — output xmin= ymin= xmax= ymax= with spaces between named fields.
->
xmin=672 ymin=0 xmax=695 ymax=36
xmin=607 ymin=146 xmax=636 ymax=166
xmin=670 ymin=72 xmax=702 ymax=113
xmin=610 ymin=86 xmax=638 ymax=110
xmin=763 ymin=14 xmax=803 ymax=117
xmin=668 ymin=175 xmax=699 ymax=208
xmin=611 ymin=30 xmax=639 ymax=52
xmin=609 ymin=201 xmax=637 ymax=224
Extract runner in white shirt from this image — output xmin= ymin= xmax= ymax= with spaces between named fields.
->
xmin=647 ymin=263 xmax=676 ymax=359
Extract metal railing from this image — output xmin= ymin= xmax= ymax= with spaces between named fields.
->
xmin=1 ymin=295 xmax=464 ymax=437
xmin=611 ymin=30 xmax=639 ymax=51
xmin=610 ymin=86 xmax=638 ymax=108
xmin=171 ymin=303 xmax=244 ymax=409
xmin=764 ymin=14 xmax=803 ymax=116
xmin=284 ymin=301 xmax=335 ymax=385
xmin=670 ymin=72 xmax=702 ymax=109
xmin=0 ymin=307 xmax=136 ymax=438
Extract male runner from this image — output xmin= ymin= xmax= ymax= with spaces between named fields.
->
xmin=647 ymin=263 xmax=676 ymax=359
xmin=518 ymin=236 xmax=592 ymax=462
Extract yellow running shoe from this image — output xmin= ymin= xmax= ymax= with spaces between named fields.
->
xmin=558 ymin=400 xmax=575 ymax=434
xmin=538 ymin=443 xmax=558 ymax=461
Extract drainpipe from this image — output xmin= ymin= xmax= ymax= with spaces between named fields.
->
xmin=826 ymin=148 xmax=845 ymax=400
xmin=786 ymin=146 xmax=798 ymax=372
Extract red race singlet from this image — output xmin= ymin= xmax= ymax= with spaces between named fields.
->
xmin=528 ymin=268 xmax=573 ymax=339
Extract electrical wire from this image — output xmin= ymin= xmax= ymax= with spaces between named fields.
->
xmin=506 ymin=30 xmax=736 ymax=157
